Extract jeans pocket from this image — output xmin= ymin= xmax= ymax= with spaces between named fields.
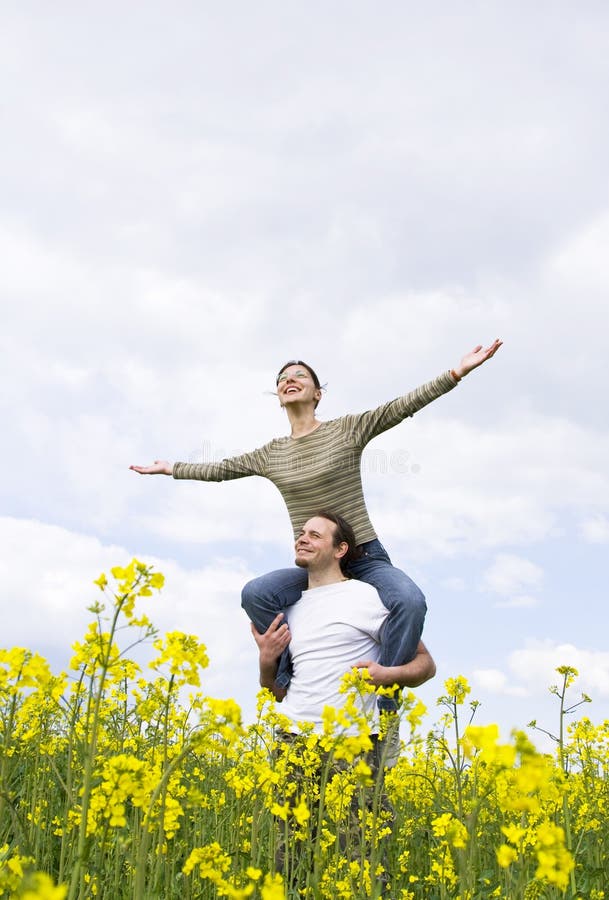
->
xmin=357 ymin=539 xmax=391 ymax=565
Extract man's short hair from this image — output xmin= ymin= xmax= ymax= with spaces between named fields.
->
xmin=311 ymin=510 xmax=361 ymax=572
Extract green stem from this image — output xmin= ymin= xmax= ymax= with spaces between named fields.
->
xmin=557 ymin=670 xmax=577 ymax=897
xmin=133 ymin=743 xmax=191 ymax=900
xmin=151 ymin=676 xmax=176 ymax=892
xmin=452 ymin=700 xmax=464 ymax=821
xmin=67 ymin=583 xmax=142 ymax=900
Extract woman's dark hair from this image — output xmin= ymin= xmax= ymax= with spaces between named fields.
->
xmin=312 ymin=509 xmax=362 ymax=572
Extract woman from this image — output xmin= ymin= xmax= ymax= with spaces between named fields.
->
xmin=131 ymin=340 xmax=502 ymax=692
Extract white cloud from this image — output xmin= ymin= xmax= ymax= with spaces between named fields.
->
xmin=340 ymin=289 xmax=509 ymax=380
xmin=133 ymin=482 xmax=291 ymax=548
xmin=466 ymin=642 xmax=609 ymax=745
xmin=508 ymin=641 xmax=609 ymax=699
xmin=482 ymin=554 xmax=544 ymax=597
xmin=472 ymin=669 xmax=528 ymax=697
xmin=362 ymin=413 xmax=609 ymax=562
xmin=494 ymin=595 xmax=540 ymax=609
xmin=440 ymin=576 xmax=466 ymax=592
xmin=2 ymin=2 xmax=609 ymax=747
xmin=545 ymin=210 xmax=609 ymax=296
xmin=0 ymin=517 xmax=261 ymax=717
xmin=579 ymin=514 xmax=609 ymax=544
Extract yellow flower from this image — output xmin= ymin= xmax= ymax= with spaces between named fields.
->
xmin=21 ymin=873 xmax=68 ymax=899
xmin=352 ymin=758 xmax=373 ymax=785
xmin=463 ymin=723 xmax=499 ymax=753
xmin=7 ymin=856 xmax=26 ymax=878
xmin=109 ymin=802 xmax=126 ymax=828
xmin=261 ymin=872 xmax=285 ymax=900
xmin=339 ymin=666 xmax=375 ymax=694
xmin=501 ymin=824 xmax=527 ymax=847
xmin=292 ymin=796 xmax=310 ymax=825
xmin=405 ymin=696 xmax=427 ymax=732
xmin=534 ymin=822 xmax=575 ymax=889
xmin=150 ymin=631 xmax=209 ymax=686
xmin=462 ymin=723 xmax=517 ymax=769
xmin=183 ymin=842 xmax=231 ymax=879
xmin=206 ymin=697 xmax=242 ymax=725
xmin=431 ymin=812 xmax=468 ymax=848
xmin=496 ymin=844 xmax=518 ymax=867
xmin=93 ymin=572 xmax=107 ymax=590
xmin=443 ymin=676 xmax=471 ymax=704
xmin=556 ymin=664 xmax=578 ymax=686
xmin=270 ymin=801 xmax=290 ymax=821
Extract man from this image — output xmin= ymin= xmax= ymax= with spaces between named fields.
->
xmin=251 ymin=509 xmax=436 ymax=735
xmin=251 ymin=510 xmax=435 ymax=893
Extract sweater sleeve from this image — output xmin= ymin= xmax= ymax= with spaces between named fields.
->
xmin=344 ymin=371 xmax=459 ymax=447
xmin=172 ymin=443 xmax=270 ymax=482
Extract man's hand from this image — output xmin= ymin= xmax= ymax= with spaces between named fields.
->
xmin=129 ymin=460 xmax=173 ymax=475
xmin=354 ymin=660 xmax=401 ymax=687
xmin=251 ymin=613 xmax=291 ymax=665
xmin=354 ymin=640 xmax=436 ymax=689
xmin=453 ymin=339 xmax=502 ymax=379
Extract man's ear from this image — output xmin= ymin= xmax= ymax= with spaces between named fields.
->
xmin=334 ymin=541 xmax=349 ymax=561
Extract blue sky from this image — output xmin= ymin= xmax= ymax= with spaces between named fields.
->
xmin=2 ymin=2 xmax=608 ymax=747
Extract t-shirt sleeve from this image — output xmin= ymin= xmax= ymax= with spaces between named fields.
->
xmin=367 ymin=606 xmax=389 ymax=642
xmin=172 ymin=444 xmax=270 ymax=482
xmin=343 ymin=371 xmax=459 ymax=446
xmin=350 ymin=582 xmax=390 ymax=641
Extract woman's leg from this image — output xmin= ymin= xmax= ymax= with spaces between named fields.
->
xmin=241 ymin=567 xmax=309 ymax=687
xmin=347 ymin=540 xmax=427 ymax=669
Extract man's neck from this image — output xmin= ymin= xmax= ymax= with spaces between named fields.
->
xmin=307 ymin=567 xmax=348 ymax=590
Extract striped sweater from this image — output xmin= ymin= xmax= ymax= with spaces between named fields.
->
xmin=173 ymin=371 xmax=458 ymax=545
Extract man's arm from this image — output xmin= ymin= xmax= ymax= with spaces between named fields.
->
xmin=355 ymin=640 xmax=436 ymax=689
xmin=250 ymin=613 xmax=291 ymax=701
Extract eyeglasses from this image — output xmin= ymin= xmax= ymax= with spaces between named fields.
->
xmin=276 ymin=360 xmax=322 ymax=390
xmin=276 ymin=369 xmax=311 ymax=384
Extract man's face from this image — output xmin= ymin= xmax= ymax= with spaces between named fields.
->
xmin=294 ymin=516 xmax=341 ymax=570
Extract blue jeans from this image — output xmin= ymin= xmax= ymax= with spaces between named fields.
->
xmin=241 ymin=539 xmax=427 ymax=705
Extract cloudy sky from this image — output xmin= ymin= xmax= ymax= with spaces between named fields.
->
xmin=2 ymin=3 xmax=608 ymax=746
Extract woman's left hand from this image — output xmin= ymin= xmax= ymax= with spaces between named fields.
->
xmin=454 ymin=338 xmax=502 ymax=378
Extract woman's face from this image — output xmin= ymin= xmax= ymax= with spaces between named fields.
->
xmin=276 ymin=364 xmax=321 ymax=408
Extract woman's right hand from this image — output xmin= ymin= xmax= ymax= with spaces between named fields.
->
xmin=129 ymin=460 xmax=173 ymax=475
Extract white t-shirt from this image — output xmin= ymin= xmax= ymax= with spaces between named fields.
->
xmin=279 ymin=578 xmax=388 ymax=733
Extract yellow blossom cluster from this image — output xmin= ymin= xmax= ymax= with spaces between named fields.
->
xmin=1 ymin=563 xmax=608 ymax=899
